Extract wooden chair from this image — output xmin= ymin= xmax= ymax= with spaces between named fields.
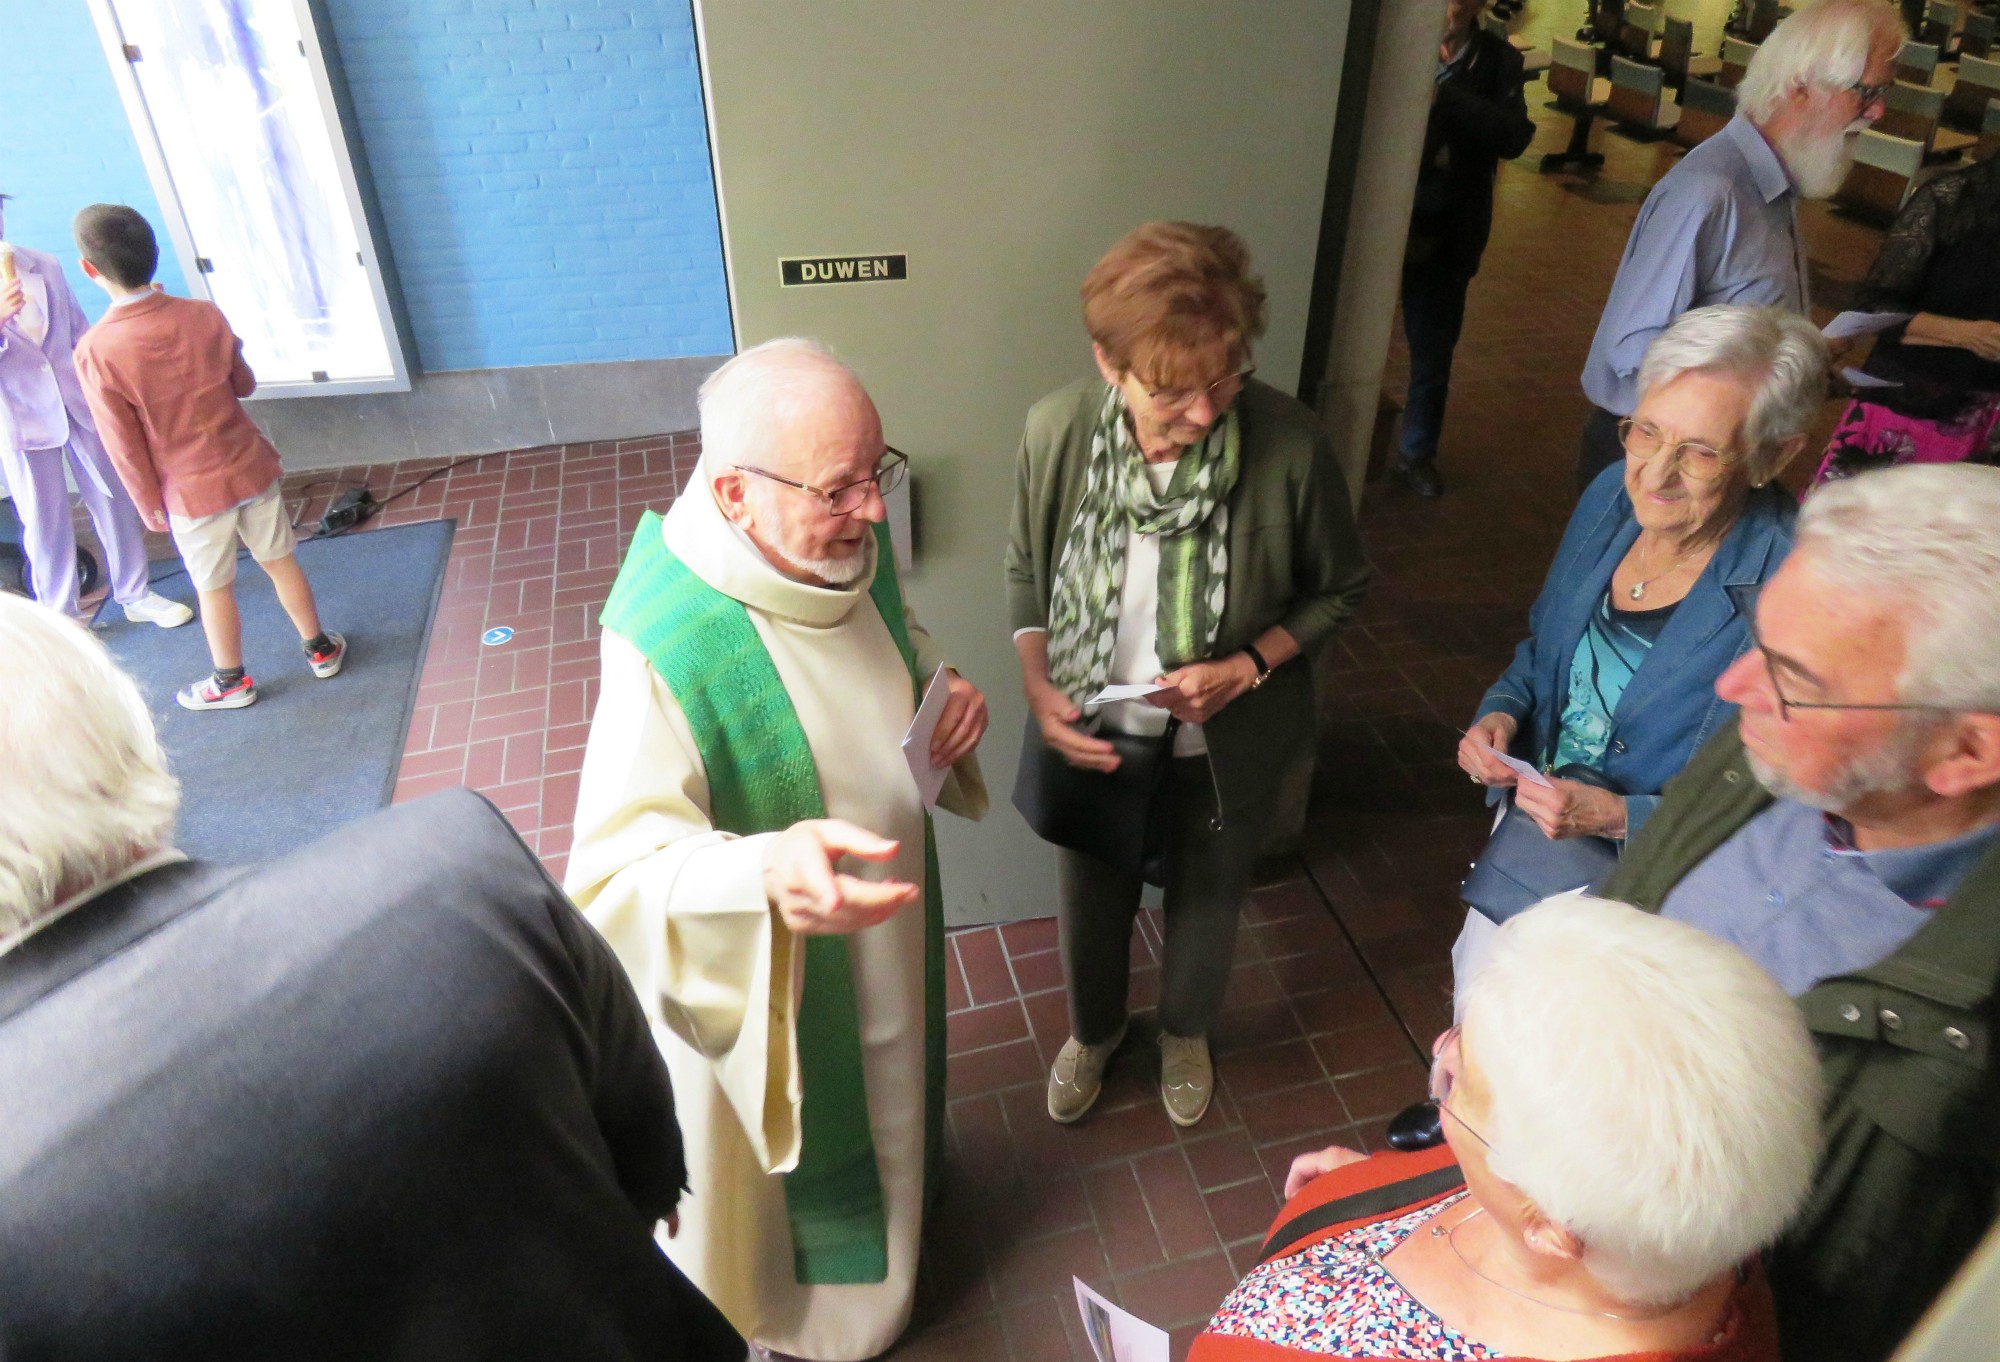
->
xmin=1897 ymin=40 xmax=1942 ymax=86
xmin=1878 ymin=79 xmax=1949 ymax=153
xmin=1543 ymin=37 xmax=1612 ymax=171
xmin=1922 ymin=0 xmax=1961 ymax=52
xmin=1963 ymin=12 xmax=1996 ymax=59
xmin=1836 ymin=129 xmax=1928 ymax=222
xmin=1609 ymin=55 xmax=1681 ymax=133
xmin=1979 ymin=97 xmax=2000 ymax=159
xmin=1675 ymin=77 xmax=1738 ymax=149
xmin=1618 ymin=2 xmax=1663 ymax=61
xmin=1660 ymin=18 xmax=1723 ymax=97
xmin=1719 ymin=37 xmax=1760 ymax=89
xmin=1945 ymin=53 xmax=2000 ymax=128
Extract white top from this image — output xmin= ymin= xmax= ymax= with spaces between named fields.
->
xmin=1099 ymin=458 xmax=1207 ymax=756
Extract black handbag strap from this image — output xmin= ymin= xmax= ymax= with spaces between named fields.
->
xmin=1256 ymin=1165 xmax=1466 ymax=1266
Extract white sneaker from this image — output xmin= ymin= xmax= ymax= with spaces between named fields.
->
xmin=123 ymin=591 xmax=194 ymax=628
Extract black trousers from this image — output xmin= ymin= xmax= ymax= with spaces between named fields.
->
xmin=1576 ymin=404 xmax=1626 ymax=491
xmin=1055 ymin=755 xmax=1276 ymax=1045
xmin=1398 ymin=258 xmax=1478 ymax=467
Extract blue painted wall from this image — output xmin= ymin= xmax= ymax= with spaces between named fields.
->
xmin=3 ymin=0 xmax=732 ymax=372
xmin=3 ymin=5 xmax=190 ymax=322
xmin=324 ymin=0 xmax=733 ymax=370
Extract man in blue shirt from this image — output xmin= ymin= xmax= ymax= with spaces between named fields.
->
xmin=1575 ymin=0 xmax=1903 ymax=489
xmin=1602 ymin=462 xmax=2000 ymax=1360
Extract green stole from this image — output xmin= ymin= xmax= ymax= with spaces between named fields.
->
xmin=599 ymin=511 xmax=945 ymax=1285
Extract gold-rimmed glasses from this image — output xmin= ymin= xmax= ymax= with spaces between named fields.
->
xmin=1617 ymin=417 xmax=1738 ymax=484
xmin=1142 ymin=365 xmax=1256 ymax=413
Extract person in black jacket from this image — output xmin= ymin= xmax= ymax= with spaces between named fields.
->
xmin=0 ymin=594 xmax=745 ymax=1362
xmin=1391 ymin=0 xmax=1538 ymax=499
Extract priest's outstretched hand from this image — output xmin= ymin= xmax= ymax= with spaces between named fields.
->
xmin=763 ymin=818 xmax=921 ymax=935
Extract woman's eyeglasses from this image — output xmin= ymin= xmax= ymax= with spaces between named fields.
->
xmin=734 ymin=448 xmax=909 ymax=516
xmin=1142 ymin=365 xmax=1256 ymax=413
xmin=1431 ymin=1025 xmax=1489 ymax=1150
xmin=1617 ymin=418 xmax=1737 ymax=484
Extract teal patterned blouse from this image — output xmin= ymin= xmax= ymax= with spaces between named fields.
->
xmin=1552 ymin=590 xmax=1679 ymax=771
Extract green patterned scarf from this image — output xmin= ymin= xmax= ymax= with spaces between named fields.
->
xmin=1046 ymin=383 xmax=1239 ymax=701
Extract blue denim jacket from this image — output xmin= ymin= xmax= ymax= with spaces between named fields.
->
xmin=1474 ymin=464 xmax=1794 ymax=835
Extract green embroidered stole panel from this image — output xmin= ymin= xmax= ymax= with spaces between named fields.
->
xmin=599 ymin=512 xmax=945 ymax=1285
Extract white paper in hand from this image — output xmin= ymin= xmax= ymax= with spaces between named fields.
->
xmin=901 ymin=664 xmax=953 ymax=809
xmin=1822 ymin=310 xmax=1912 ymax=342
xmin=1074 ymin=1278 xmax=1170 ymax=1362
xmin=1492 ymin=748 xmax=1553 ymax=789
xmin=1084 ymin=682 xmax=1177 ymax=707
xmin=1841 ymin=367 xmax=1903 ymax=390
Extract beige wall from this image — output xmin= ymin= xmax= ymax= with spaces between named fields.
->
xmin=695 ymin=1 xmax=1354 ymax=924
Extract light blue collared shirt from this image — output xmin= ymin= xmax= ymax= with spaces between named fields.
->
xmin=1659 ymin=799 xmax=2000 ymax=996
xmin=1580 ymin=115 xmax=1810 ymax=416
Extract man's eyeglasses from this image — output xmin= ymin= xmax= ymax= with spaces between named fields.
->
xmin=1430 ymin=1025 xmax=1489 ymax=1150
xmin=1726 ymin=583 xmax=1972 ymax=723
xmin=733 ymin=448 xmax=908 ymax=517
xmin=1617 ymin=418 xmax=1737 ymax=484
xmin=1142 ymin=365 xmax=1256 ymax=413
xmin=1848 ymin=79 xmax=1893 ymax=110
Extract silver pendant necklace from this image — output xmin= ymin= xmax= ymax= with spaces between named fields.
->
xmin=1430 ymin=1206 xmax=1676 ymax=1322
xmin=1626 ymin=537 xmax=1701 ymax=602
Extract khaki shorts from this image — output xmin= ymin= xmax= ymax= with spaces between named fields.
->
xmin=168 ymin=481 xmax=297 ymax=592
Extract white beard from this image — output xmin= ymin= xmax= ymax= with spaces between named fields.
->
xmin=1745 ymin=726 xmax=1927 ymax=812
xmin=766 ymin=539 xmax=869 ymax=585
xmin=1781 ymin=122 xmax=1867 ymax=199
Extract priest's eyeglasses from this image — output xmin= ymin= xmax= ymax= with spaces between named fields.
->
xmin=1617 ymin=418 xmax=1737 ymax=483
xmin=1727 ymin=583 xmax=1976 ymax=722
xmin=735 ymin=448 xmax=908 ymax=516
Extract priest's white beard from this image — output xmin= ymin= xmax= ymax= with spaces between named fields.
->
xmin=742 ymin=484 xmax=871 ymax=585
xmin=1781 ymin=120 xmax=1869 ymax=199
xmin=766 ymin=538 xmax=869 ymax=585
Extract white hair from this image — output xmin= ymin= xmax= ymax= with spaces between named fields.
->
xmin=1795 ymin=463 xmax=2000 ymax=712
xmin=1737 ymin=0 xmax=1905 ymax=123
xmin=697 ymin=336 xmax=865 ymax=478
xmin=0 ymin=595 xmax=179 ymax=945
xmin=1635 ymin=305 xmax=1830 ymax=485
xmin=1461 ymin=895 xmax=1823 ymax=1309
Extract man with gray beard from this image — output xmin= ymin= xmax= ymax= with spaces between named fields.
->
xmin=1598 ymin=462 xmax=2000 ymax=1362
xmin=1575 ymin=0 xmax=1903 ymax=488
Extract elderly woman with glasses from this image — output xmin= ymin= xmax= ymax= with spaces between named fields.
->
xmin=1004 ymin=221 xmax=1371 ymax=1129
xmin=1429 ymin=308 xmax=1828 ymax=1027
xmin=1189 ymin=895 xmax=1822 ymax=1362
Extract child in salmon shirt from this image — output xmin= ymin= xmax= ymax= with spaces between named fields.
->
xmin=71 ymin=204 xmax=345 ymax=710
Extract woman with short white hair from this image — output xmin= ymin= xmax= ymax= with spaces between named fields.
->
xmin=1436 ymin=307 xmax=1826 ymax=1057
xmin=1189 ymin=894 xmax=1822 ymax=1362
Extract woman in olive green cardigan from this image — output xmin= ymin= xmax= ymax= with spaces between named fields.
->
xmin=1003 ymin=222 xmax=1371 ymax=1129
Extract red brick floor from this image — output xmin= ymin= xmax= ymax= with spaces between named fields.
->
xmin=70 ymin=92 xmax=1888 ymax=1362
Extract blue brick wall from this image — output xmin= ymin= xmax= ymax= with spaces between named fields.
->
xmin=4 ymin=0 xmax=732 ymax=372
xmin=324 ymin=0 xmax=733 ymax=370
xmin=3 ymin=6 xmax=190 ymax=322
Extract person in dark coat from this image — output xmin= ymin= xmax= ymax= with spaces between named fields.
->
xmin=0 ymin=593 xmax=745 ymax=1362
xmin=1390 ymin=0 xmax=1537 ymax=499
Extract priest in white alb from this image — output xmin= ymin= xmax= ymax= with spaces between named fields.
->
xmin=565 ymin=338 xmax=989 ymax=1362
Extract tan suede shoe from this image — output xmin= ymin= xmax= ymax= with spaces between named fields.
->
xmin=1158 ymin=1030 xmax=1213 ymax=1127
xmin=1046 ymin=1020 xmax=1128 ymax=1124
